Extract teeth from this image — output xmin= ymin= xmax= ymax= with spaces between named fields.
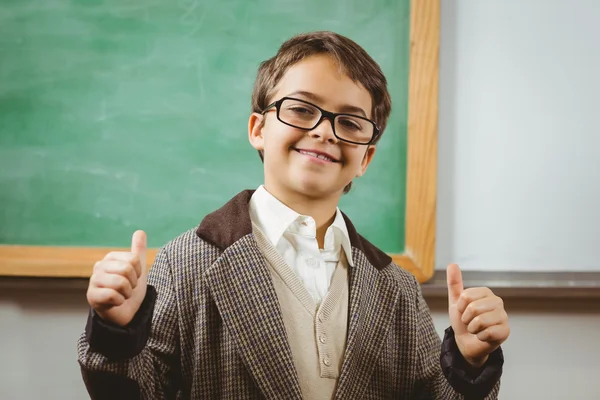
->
xmin=298 ymin=150 xmax=333 ymax=162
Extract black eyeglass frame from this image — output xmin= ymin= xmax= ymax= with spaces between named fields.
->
xmin=261 ymin=97 xmax=381 ymax=145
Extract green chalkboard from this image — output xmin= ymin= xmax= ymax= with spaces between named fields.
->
xmin=0 ymin=0 xmax=409 ymax=253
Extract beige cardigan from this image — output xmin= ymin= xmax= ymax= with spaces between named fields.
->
xmin=255 ymin=223 xmax=349 ymax=399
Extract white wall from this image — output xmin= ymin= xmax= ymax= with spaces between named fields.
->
xmin=1 ymin=1 xmax=600 ymax=399
xmin=0 ymin=286 xmax=89 ymax=399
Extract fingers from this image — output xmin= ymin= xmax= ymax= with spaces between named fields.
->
xmin=465 ymin=307 xmax=509 ymax=336
xmin=88 ymin=287 xmax=126 ymax=310
xmin=103 ymin=251 xmax=142 ymax=278
xmin=90 ymin=269 xmax=134 ymax=299
xmin=475 ymin=322 xmax=511 ymax=343
xmin=94 ymin=259 xmax=138 ymax=289
xmin=88 ymin=249 xmax=143 ymax=310
xmin=87 ymin=230 xmax=149 ymax=322
xmin=446 ymin=263 xmax=464 ymax=305
xmin=455 ymin=286 xmax=509 ymax=342
xmin=460 ymin=296 xmax=504 ymax=325
xmin=456 ymin=287 xmax=494 ymax=314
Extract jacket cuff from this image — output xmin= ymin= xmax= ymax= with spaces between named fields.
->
xmin=440 ymin=326 xmax=504 ymax=399
xmin=85 ymin=285 xmax=157 ymax=361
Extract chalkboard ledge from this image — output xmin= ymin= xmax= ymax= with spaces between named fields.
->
xmin=0 ymin=245 xmax=159 ymax=278
xmin=421 ymin=270 xmax=600 ymax=299
xmin=1 ymin=270 xmax=599 ymax=299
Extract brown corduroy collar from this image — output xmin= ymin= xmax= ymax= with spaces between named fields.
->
xmin=195 ymin=190 xmax=392 ymax=271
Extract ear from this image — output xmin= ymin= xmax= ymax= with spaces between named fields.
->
xmin=356 ymin=146 xmax=376 ymax=177
xmin=248 ymin=113 xmax=265 ymax=151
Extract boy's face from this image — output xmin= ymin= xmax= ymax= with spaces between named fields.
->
xmin=249 ymin=54 xmax=376 ymax=202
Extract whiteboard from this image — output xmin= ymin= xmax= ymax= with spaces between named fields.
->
xmin=435 ymin=0 xmax=600 ymax=272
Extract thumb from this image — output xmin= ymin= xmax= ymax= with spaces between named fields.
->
xmin=446 ymin=263 xmax=464 ymax=305
xmin=131 ymin=230 xmax=148 ymax=273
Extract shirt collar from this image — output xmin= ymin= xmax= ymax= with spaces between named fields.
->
xmin=249 ymin=185 xmax=300 ymax=249
xmin=329 ymin=207 xmax=355 ymax=267
xmin=249 ymin=185 xmax=354 ymax=267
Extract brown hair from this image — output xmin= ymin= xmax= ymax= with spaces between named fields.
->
xmin=251 ymin=31 xmax=392 ymax=193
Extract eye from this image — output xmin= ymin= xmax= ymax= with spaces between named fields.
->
xmin=338 ymin=117 xmax=363 ymax=132
xmin=288 ymin=105 xmax=315 ymax=115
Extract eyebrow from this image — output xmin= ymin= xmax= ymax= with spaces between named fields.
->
xmin=286 ymin=90 xmax=369 ymax=118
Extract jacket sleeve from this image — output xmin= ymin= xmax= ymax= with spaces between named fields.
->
xmin=412 ymin=276 xmax=503 ymax=400
xmin=77 ymin=247 xmax=181 ymax=400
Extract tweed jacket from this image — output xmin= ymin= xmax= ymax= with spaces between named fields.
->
xmin=78 ymin=190 xmax=503 ymax=399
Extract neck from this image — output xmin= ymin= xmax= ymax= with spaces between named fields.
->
xmin=263 ymin=184 xmax=341 ymax=248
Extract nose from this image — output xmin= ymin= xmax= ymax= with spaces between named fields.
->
xmin=309 ymin=117 xmax=338 ymax=144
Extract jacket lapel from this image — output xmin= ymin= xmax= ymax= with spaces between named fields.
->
xmin=334 ymin=248 xmax=402 ymax=399
xmin=203 ymin=234 xmax=303 ymax=400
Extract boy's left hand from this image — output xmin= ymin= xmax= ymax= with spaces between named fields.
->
xmin=446 ymin=263 xmax=510 ymax=368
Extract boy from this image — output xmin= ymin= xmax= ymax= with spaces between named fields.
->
xmin=78 ymin=31 xmax=509 ymax=399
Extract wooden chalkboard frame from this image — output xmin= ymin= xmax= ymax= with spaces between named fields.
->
xmin=0 ymin=0 xmax=440 ymax=282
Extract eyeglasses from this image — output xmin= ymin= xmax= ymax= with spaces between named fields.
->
xmin=261 ymin=97 xmax=380 ymax=145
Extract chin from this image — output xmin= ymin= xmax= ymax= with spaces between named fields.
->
xmin=289 ymin=178 xmax=341 ymax=200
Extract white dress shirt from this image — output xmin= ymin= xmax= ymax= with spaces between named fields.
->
xmin=249 ymin=185 xmax=354 ymax=305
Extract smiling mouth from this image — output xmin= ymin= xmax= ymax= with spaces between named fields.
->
xmin=293 ymin=148 xmax=339 ymax=163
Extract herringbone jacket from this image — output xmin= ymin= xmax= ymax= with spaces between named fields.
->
xmin=78 ymin=190 xmax=503 ymax=399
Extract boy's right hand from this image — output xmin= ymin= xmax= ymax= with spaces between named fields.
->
xmin=87 ymin=230 xmax=148 ymax=327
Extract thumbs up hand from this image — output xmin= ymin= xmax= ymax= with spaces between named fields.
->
xmin=446 ymin=264 xmax=510 ymax=367
xmin=87 ymin=230 xmax=149 ymax=327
